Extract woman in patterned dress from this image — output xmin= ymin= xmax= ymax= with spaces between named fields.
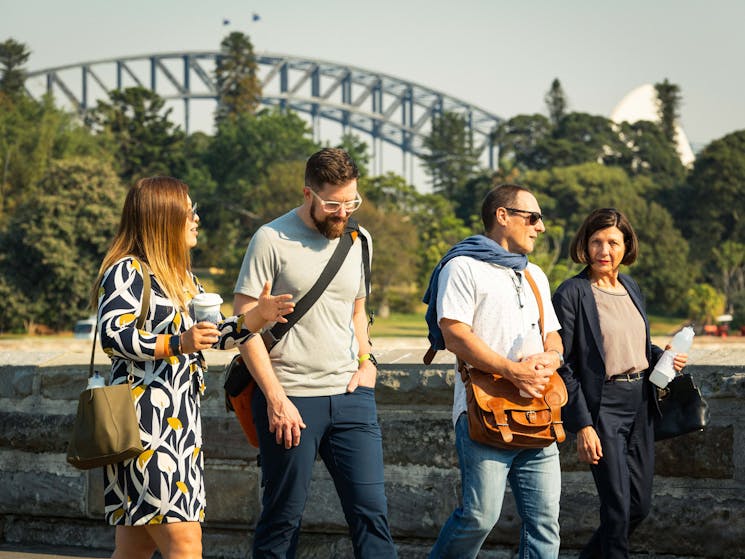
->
xmin=93 ymin=176 xmax=294 ymax=559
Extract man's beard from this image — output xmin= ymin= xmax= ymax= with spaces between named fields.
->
xmin=311 ymin=201 xmax=348 ymax=239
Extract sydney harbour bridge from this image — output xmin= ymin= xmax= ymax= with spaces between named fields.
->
xmin=25 ymin=51 xmax=503 ymax=181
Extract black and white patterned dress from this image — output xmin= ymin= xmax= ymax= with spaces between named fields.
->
xmin=98 ymin=257 xmax=252 ymax=526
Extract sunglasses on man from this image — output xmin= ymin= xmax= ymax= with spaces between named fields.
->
xmin=504 ymin=207 xmax=544 ymax=225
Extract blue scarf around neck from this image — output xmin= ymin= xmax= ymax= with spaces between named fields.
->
xmin=422 ymin=234 xmax=529 ymax=355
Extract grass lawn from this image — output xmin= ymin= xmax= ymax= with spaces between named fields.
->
xmin=369 ymin=312 xmax=689 ymax=339
xmin=648 ymin=314 xmax=689 ymax=338
xmin=369 ymin=312 xmax=428 ymax=338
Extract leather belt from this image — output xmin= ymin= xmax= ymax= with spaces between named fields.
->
xmin=606 ymin=371 xmax=645 ymax=383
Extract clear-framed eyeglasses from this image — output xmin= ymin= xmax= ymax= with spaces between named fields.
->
xmin=307 ymin=188 xmax=362 ymax=213
xmin=188 ymin=202 xmax=198 ymax=220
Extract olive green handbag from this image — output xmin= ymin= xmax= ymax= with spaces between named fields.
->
xmin=66 ymin=260 xmax=150 ymax=470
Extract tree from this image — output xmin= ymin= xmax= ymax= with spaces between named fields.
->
xmin=215 ymin=32 xmax=262 ymax=121
xmin=337 ymin=133 xmax=370 ymax=178
xmin=90 ymin=87 xmax=186 ymax=182
xmin=493 ymin=114 xmax=553 ymax=170
xmin=526 ymin=163 xmax=694 ymax=309
xmin=199 ymin=109 xmax=318 ymax=268
xmin=685 ymin=284 xmax=725 ymax=327
xmin=421 ymin=111 xmax=481 ymax=201
xmin=355 ymin=200 xmax=419 ymax=316
xmin=0 ymin=38 xmax=30 ymax=99
xmin=544 ymin=78 xmax=568 ymax=126
xmin=655 ymin=79 xmax=682 ymax=144
xmin=0 ymin=157 xmax=124 ymax=332
xmin=1 ymin=94 xmax=106 ymax=217
xmin=711 ymin=241 xmax=745 ymax=307
xmin=683 ymin=131 xmax=745 ymax=256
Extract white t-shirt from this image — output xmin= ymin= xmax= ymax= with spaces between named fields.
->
xmin=234 ymin=209 xmax=371 ymax=397
xmin=436 ymin=256 xmax=561 ymax=426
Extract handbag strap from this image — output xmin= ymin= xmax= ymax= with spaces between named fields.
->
xmin=522 ymin=269 xmax=544 ymax=337
xmin=88 ymin=258 xmax=152 ymax=376
xmin=262 ymin=218 xmax=367 ymax=349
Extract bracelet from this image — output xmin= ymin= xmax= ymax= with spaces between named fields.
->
xmin=169 ymin=334 xmax=182 ymax=356
xmin=358 ymin=353 xmax=378 ymax=367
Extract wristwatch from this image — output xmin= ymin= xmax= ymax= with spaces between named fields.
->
xmin=550 ymin=349 xmax=564 ymax=366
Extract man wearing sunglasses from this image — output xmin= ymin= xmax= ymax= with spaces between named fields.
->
xmin=233 ymin=148 xmax=397 ymax=558
xmin=424 ymin=183 xmax=563 ymax=558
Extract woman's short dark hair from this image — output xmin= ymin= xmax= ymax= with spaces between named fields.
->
xmin=569 ymin=208 xmax=638 ymax=265
xmin=481 ymin=183 xmax=531 ymax=232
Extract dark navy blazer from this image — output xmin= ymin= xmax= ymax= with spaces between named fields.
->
xmin=551 ymin=267 xmax=663 ymax=434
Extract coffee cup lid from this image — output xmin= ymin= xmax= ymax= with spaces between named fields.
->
xmin=192 ymin=293 xmax=223 ymax=307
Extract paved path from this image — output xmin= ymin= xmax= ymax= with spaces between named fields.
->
xmin=0 ymin=545 xmax=109 ymax=559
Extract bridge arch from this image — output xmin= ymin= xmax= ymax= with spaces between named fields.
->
xmin=25 ymin=51 xmax=503 ymax=177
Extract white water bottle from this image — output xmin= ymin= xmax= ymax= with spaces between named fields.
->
xmin=649 ymin=326 xmax=695 ymax=388
xmin=86 ymin=371 xmax=106 ymax=389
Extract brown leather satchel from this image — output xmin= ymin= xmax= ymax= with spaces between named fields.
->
xmin=460 ymin=269 xmax=567 ymax=449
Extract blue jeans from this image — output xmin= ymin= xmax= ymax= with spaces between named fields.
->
xmin=429 ymin=414 xmax=561 ymax=559
xmin=251 ymin=387 xmax=397 ymax=559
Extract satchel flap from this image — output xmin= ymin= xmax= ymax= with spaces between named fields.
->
xmin=469 ymin=370 xmax=521 ymax=411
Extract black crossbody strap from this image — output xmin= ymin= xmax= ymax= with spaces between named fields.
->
xmin=264 ymin=219 xmax=363 ymax=348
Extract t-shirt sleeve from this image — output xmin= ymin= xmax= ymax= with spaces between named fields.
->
xmin=234 ymin=227 xmax=277 ymax=299
xmin=436 ymin=257 xmax=476 ymax=328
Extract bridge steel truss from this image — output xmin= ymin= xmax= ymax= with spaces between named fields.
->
xmin=25 ymin=51 xmax=503 ymax=175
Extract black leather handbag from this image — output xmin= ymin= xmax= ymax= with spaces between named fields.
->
xmin=654 ymin=373 xmax=710 ymax=441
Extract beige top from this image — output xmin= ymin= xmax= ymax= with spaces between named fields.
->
xmin=592 ymin=284 xmax=649 ymax=379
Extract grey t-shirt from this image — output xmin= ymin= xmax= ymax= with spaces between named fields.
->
xmin=234 ymin=209 xmax=371 ymax=396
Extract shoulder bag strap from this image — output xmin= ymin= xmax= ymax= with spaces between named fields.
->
xmin=88 ymin=257 xmax=151 ymax=377
xmin=263 ymin=219 xmax=362 ymax=349
xmin=523 ymin=269 xmax=544 ymax=337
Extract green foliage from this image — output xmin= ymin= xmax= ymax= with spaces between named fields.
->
xmin=683 ymin=131 xmax=745 ymax=256
xmin=421 ymin=111 xmax=481 ymax=201
xmin=654 ymin=79 xmax=682 ymax=144
xmin=685 ymin=283 xmax=725 ymax=327
xmin=336 ymin=133 xmax=370 ymax=177
xmin=198 ymin=109 xmax=318 ymax=282
xmin=216 ymin=32 xmax=262 ymax=120
xmin=526 ymin=163 xmax=694 ymax=309
xmin=90 ymin=87 xmax=186 ymax=182
xmin=544 ymin=78 xmax=568 ymax=126
xmin=0 ymin=157 xmax=123 ymax=332
xmin=711 ymin=241 xmax=745 ymax=306
xmin=1 ymin=93 xmax=108 ymax=217
xmin=0 ymin=38 xmax=30 ymax=99
xmin=356 ymin=201 xmax=419 ymax=315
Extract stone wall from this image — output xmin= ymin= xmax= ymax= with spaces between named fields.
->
xmin=1 ymin=345 xmax=744 ymax=558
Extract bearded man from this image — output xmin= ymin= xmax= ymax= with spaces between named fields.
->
xmin=233 ymin=147 xmax=397 ymax=559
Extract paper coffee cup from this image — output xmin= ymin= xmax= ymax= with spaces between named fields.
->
xmin=191 ymin=293 xmax=223 ymax=324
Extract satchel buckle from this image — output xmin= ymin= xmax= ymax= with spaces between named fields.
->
xmin=526 ymin=410 xmax=537 ymax=424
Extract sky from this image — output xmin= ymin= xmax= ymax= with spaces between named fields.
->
xmin=3 ymin=0 xmax=744 ymax=181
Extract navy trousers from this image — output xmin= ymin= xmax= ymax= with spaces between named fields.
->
xmin=580 ymin=378 xmax=655 ymax=559
xmin=251 ymin=386 xmax=397 ymax=559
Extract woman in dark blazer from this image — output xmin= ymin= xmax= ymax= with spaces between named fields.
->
xmin=552 ymin=208 xmax=687 ymax=559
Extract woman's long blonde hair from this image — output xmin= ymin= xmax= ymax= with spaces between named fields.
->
xmin=92 ymin=176 xmax=197 ymax=311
